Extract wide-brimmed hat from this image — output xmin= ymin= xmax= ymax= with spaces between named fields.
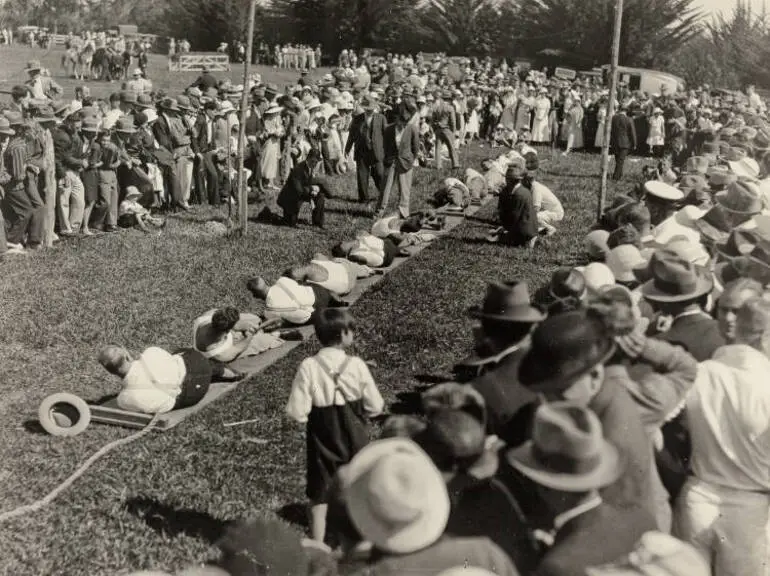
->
xmin=264 ymin=104 xmax=283 ymax=115
xmin=136 ymin=94 xmax=154 ymax=109
xmin=518 ymin=308 xmax=616 ymax=391
xmin=132 ymin=68 xmax=143 ymax=77
xmin=114 ymin=117 xmax=137 ymax=134
xmin=585 ymin=531 xmax=710 ymax=576
xmin=640 ymin=248 xmax=713 ymax=302
xmin=32 ymin=106 xmax=57 ymax=124
xmin=694 ymin=204 xmax=737 ymax=245
xmin=607 ymin=245 xmax=647 ymax=283
xmin=549 ymin=267 xmax=587 ymax=301
xmin=80 ymin=117 xmax=100 ymax=133
xmin=158 ymin=97 xmax=179 ymax=112
xmin=119 ymin=90 xmax=138 ymax=106
xmin=702 ymin=141 xmax=720 ymax=157
xmin=574 ymin=262 xmax=616 ymax=293
xmin=665 ymin=237 xmax=710 ymax=267
xmin=0 ymin=117 xmax=16 ymax=136
xmin=175 ymin=95 xmax=194 ymax=111
xmin=506 ymin=402 xmax=623 ymax=492
xmin=124 ymin=186 xmax=142 ymax=200
xmin=707 ymin=166 xmax=738 ymax=189
xmin=469 ymin=280 xmax=546 ymax=324
xmin=4 ymin=111 xmax=25 ymax=128
xmin=730 ymin=156 xmax=760 ymax=179
xmin=716 ymin=228 xmax=761 ymax=261
xmin=644 ymin=181 xmax=684 ymax=203
xmin=340 ymin=438 xmax=450 ymax=554
xmin=25 ymin=59 xmax=42 ymax=72
xmin=716 ymin=180 xmax=764 ymax=215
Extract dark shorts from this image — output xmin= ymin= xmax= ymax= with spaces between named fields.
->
xmin=172 ymin=348 xmax=223 ymax=410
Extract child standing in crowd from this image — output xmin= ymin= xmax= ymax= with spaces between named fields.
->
xmin=98 ymin=128 xmax=121 ymax=233
xmin=79 ymin=118 xmax=102 ymax=236
xmin=285 ymin=308 xmax=384 ymax=543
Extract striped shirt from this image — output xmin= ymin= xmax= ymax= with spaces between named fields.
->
xmin=4 ymin=137 xmax=27 ymax=185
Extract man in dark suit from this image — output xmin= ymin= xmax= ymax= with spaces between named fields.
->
xmin=379 ymin=100 xmax=420 ymax=217
xmin=191 ymin=100 xmax=220 ymax=205
xmin=276 ymin=148 xmax=332 ymax=228
xmin=506 ymin=403 xmax=655 ymax=576
xmin=639 ymin=248 xmax=724 ymax=506
xmin=610 ymin=106 xmax=637 ymax=180
xmin=344 ymin=94 xmax=387 ymax=203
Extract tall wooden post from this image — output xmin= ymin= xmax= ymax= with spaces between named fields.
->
xmin=597 ymin=0 xmax=625 ymax=222
xmin=236 ymin=0 xmax=258 ymax=235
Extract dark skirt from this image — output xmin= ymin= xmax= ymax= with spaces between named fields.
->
xmin=306 ymin=399 xmax=370 ymax=503
xmin=172 ymin=348 xmax=219 ymax=410
xmin=81 ymin=169 xmax=100 ymax=204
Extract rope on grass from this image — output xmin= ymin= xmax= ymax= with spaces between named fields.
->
xmin=0 ymin=414 xmax=161 ymax=523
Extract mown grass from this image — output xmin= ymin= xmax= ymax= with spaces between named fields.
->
xmin=0 ymin=45 xmax=646 ymax=576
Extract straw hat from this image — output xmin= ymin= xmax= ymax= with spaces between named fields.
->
xmin=606 ymin=245 xmax=647 ymax=283
xmin=340 ymin=438 xmax=450 ymax=555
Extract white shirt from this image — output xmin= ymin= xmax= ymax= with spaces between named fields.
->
xmin=286 ymin=347 xmax=384 ymax=423
xmin=265 ymin=277 xmax=315 ymax=325
xmin=652 ymin=215 xmax=701 ymax=245
xmin=531 ymin=181 xmax=564 ymax=219
xmin=117 ymin=347 xmax=186 ymax=414
xmin=102 ymin=109 xmax=122 ymax=130
xmin=688 ymin=344 xmax=770 ymax=492
xmin=350 ymin=235 xmax=386 ymax=267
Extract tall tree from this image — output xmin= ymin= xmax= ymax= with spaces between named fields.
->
xmin=419 ymin=0 xmax=501 ymax=55
xmin=512 ymin=0 xmax=703 ymax=69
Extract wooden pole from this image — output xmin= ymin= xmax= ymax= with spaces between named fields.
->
xmin=597 ymin=0 xmax=625 ymax=223
xmin=236 ymin=0 xmax=258 ymax=235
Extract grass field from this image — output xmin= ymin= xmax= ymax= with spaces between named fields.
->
xmin=0 ymin=45 xmax=644 ymax=576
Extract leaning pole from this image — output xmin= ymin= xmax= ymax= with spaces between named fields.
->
xmin=236 ymin=0 xmax=259 ymax=235
xmin=597 ymin=0 xmax=625 ymax=222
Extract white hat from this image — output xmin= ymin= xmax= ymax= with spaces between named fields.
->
xmin=132 ymin=68 xmax=143 ymax=76
xmin=340 ymin=438 xmax=450 ymax=555
xmin=606 ymin=246 xmax=647 ymax=283
xmin=264 ymin=104 xmax=283 ymax=115
xmin=729 ymin=157 xmax=760 ymax=179
xmin=124 ymin=186 xmax=142 ymax=200
xmin=218 ymin=101 xmax=235 ymax=115
xmin=644 ymin=181 xmax=684 ymax=202
xmin=674 ymin=205 xmax=708 ymax=229
xmin=307 ymin=98 xmax=322 ymax=111
xmin=575 ymin=262 xmax=616 ymax=292
xmin=665 ymin=237 xmax=710 ymax=267
xmin=142 ymin=108 xmax=158 ymax=124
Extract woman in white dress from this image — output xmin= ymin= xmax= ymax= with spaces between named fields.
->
xmin=531 ymin=88 xmax=551 ymax=144
xmin=260 ymin=105 xmax=284 ymax=188
xmin=595 ymin=97 xmax=607 ymax=149
xmin=564 ymin=97 xmax=584 ymax=155
xmin=647 ymin=107 xmax=665 ymax=157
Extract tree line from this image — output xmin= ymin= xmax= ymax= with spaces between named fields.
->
xmin=2 ymin=0 xmax=767 ymax=90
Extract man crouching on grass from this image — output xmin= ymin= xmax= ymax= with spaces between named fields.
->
xmin=98 ymin=345 xmax=243 ymax=414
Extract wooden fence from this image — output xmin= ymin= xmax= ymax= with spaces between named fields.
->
xmin=168 ymin=52 xmax=230 ymax=72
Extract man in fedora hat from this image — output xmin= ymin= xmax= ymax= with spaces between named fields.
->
xmin=487 ymin=158 xmax=538 ymax=247
xmin=507 ymin=403 xmax=654 ymax=576
xmin=610 ymin=105 xmax=636 ymax=180
xmin=454 ymin=280 xmax=545 ymax=441
xmin=518 ymin=305 xmax=674 ymax=528
xmin=639 ymin=248 xmax=723 ymax=505
xmin=154 ymin=97 xmax=192 ymax=209
xmin=345 ymin=93 xmax=387 ymax=204
xmin=1 ymin=112 xmax=45 ymax=251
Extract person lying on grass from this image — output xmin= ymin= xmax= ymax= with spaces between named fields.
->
xmin=118 ymin=186 xmax=165 ymax=232
xmin=98 ymin=345 xmax=243 ymax=415
xmin=247 ymin=275 xmax=348 ymax=326
xmin=286 ymin=253 xmax=377 ymax=297
xmin=193 ymin=307 xmax=285 ymax=363
xmin=371 ymin=212 xmax=445 ymax=244
xmin=331 ymin=231 xmax=402 ymax=268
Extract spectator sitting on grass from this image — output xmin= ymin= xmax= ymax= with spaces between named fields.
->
xmin=486 ymin=158 xmax=538 ymax=247
xmin=98 ymin=345 xmax=243 ymax=415
xmin=118 ymin=186 xmax=165 ymax=232
xmin=192 ymin=306 xmax=284 ymax=363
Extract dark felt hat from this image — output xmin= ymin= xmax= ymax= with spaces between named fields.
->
xmin=469 ymin=281 xmax=546 ymax=324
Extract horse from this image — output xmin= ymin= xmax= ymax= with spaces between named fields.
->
xmin=77 ymin=41 xmax=95 ymax=80
xmin=92 ymin=48 xmax=125 ymax=82
xmin=61 ymin=47 xmax=79 ymax=78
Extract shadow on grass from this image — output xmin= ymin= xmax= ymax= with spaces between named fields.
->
xmin=323 ymin=205 xmax=375 ymax=218
xmin=276 ymin=502 xmax=308 ymax=530
xmin=124 ymin=496 xmax=230 ymax=544
xmin=22 ymin=420 xmax=48 ymax=435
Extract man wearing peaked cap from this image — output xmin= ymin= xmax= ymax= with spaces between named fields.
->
xmin=508 ymin=402 xmax=655 ymax=576
xmin=453 ymin=280 xmax=544 ymax=442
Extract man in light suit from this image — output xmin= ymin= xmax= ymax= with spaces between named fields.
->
xmin=379 ymin=99 xmax=420 ymax=217
xmin=344 ymin=94 xmax=387 ymax=203
xmin=610 ymin=106 xmax=637 ymax=180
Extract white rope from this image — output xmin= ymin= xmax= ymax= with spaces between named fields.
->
xmin=0 ymin=413 xmax=161 ymax=523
